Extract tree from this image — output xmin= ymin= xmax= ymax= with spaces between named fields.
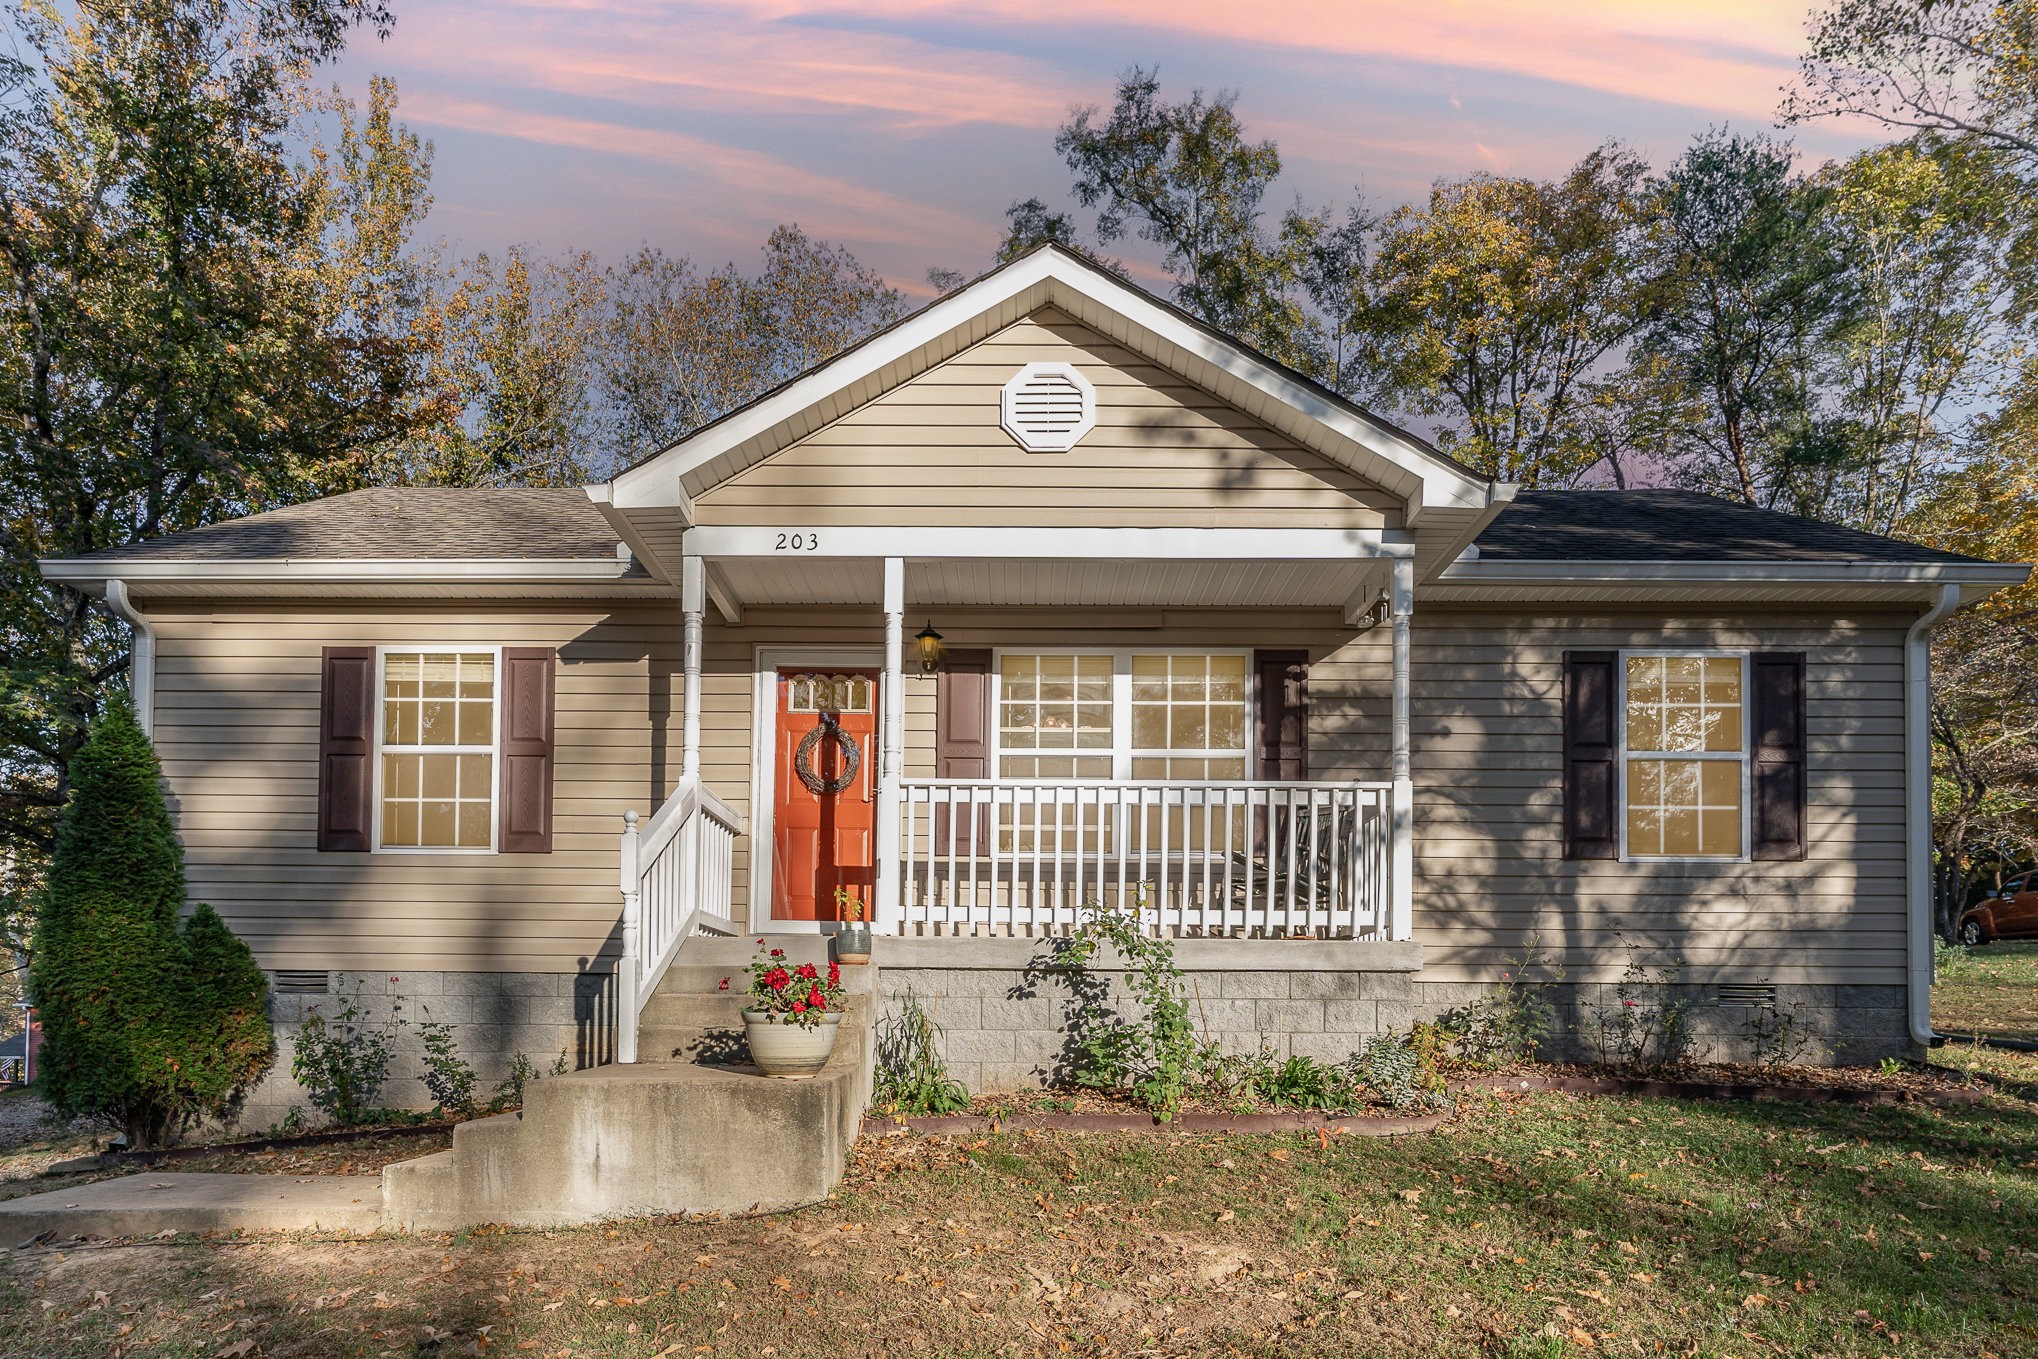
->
xmin=1816 ymin=136 xmax=2019 ymax=535
xmin=597 ymin=225 xmax=904 ymax=467
xmin=0 ymin=0 xmax=428 ymax=915
xmin=1788 ymin=0 xmax=2038 ymax=172
xmin=1049 ymin=68 xmax=1313 ymax=368
xmin=1356 ymin=145 xmax=1653 ymax=484
xmin=1631 ymin=129 xmax=1855 ymax=507
xmin=29 ymin=700 xmax=274 ymax=1146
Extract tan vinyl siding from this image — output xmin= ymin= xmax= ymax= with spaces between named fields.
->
xmin=691 ymin=308 xmax=1398 ymax=530
xmin=150 ymin=601 xmax=685 ymax=974
xmin=1377 ymin=609 xmax=1911 ymax=987
xmin=152 ymin=598 xmax=1909 ymax=991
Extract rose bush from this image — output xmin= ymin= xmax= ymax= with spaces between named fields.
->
xmin=723 ymin=939 xmax=845 ymax=1029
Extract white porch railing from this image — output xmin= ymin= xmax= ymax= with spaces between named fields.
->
xmin=896 ymin=780 xmax=1394 ymax=940
xmin=616 ymin=775 xmax=744 ymax=1063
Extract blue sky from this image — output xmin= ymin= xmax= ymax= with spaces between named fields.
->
xmin=333 ymin=1 xmax=1882 ymax=294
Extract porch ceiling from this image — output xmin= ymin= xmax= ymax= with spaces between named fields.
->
xmin=709 ymin=556 xmax=1381 ymax=611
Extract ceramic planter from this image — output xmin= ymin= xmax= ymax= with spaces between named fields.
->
xmin=741 ymin=1008 xmax=843 ymax=1077
xmin=836 ymin=924 xmax=873 ymax=965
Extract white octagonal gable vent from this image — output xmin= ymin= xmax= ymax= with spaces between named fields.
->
xmin=1000 ymin=362 xmax=1096 ymax=453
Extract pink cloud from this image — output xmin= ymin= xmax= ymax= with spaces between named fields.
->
xmin=400 ymin=88 xmax=995 ymax=254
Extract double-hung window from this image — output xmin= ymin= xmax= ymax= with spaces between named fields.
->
xmin=378 ymin=649 xmax=498 ymax=851
xmin=1621 ymin=653 xmax=1747 ymax=859
xmin=995 ymin=651 xmax=1251 ymax=780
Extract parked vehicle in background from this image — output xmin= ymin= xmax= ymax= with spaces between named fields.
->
xmin=1958 ymin=874 xmax=2038 ymax=944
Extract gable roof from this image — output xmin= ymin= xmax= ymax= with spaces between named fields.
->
xmin=1475 ymin=491 xmax=1981 ymax=564
xmin=592 ymin=243 xmax=1506 ymax=536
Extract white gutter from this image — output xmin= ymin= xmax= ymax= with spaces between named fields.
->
xmin=1905 ymin=582 xmax=1962 ymax=1050
xmin=1440 ymin=558 xmax=2029 ymax=588
xmin=102 ymin=578 xmax=155 ymax=737
xmin=40 ymin=557 xmax=643 ymax=585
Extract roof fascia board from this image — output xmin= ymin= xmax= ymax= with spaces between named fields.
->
xmin=41 ymin=558 xmax=643 ymax=587
xmin=599 ymin=249 xmax=1498 ymax=521
xmin=1440 ymin=559 xmax=2030 ymax=586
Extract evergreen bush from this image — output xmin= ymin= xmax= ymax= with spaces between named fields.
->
xmin=28 ymin=698 xmax=275 ymax=1146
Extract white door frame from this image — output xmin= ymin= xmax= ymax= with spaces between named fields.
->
xmin=748 ymin=645 xmax=886 ymax=935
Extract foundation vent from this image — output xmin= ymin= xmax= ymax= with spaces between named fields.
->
xmin=1714 ymin=982 xmax=1778 ymax=1007
xmin=272 ymin=969 xmax=330 ymax=995
xmin=1000 ymin=362 xmax=1096 ymax=452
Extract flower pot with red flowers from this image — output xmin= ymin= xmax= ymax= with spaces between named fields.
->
xmin=724 ymin=940 xmax=848 ymax=1078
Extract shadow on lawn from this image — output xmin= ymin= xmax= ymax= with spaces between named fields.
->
xmin=1405 ymin=1093 xmax=2038 ymax=1345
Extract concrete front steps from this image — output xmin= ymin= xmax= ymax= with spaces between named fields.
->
xmin=382 ymin=934 xmax=875 ymax=1230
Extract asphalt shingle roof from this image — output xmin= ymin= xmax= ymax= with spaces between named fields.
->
xmin=71 ymin=485 xmax=1984 ymax=570
xmin=82 ymin=488 xmax=623 ymax=562
xmin=1473 ymin=489 xmax=1980 ymax=565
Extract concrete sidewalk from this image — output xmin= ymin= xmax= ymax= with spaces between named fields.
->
xmin=0 ymin=1172 xmax=384 ymax=1244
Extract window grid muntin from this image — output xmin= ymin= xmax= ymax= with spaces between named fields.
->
xmin=992 ymin=648 xmax=1255 ymax=782
xmin=375 ymin=648 xmax=500 ymax=853
xmin=1618 ymin=650 xmax=1749 ymax=862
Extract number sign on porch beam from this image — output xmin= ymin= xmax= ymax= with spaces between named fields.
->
xmin=680 ymin=526 xmax=1416 ymax=562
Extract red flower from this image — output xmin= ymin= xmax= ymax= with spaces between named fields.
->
xmin=827 ymin=962 xmax=841 ymax=986
xmin=756 ymin=938 xmax=766 ymax=946
xmin=717 ymin=977 xmax=730 ymax=991
xmin=808 ymin=986 xmax=826 ymax=1011
xmin=770 ymin=948 xmax=786 ymax=959
xmin=791 ymin=1000 xmax=807 ymax=1014
xmin=764 ymin=967 xmax=791 ymax=990
xmin=796 ymin=963 xmax=818 ymax=981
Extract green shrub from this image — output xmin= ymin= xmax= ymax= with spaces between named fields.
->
xmin=291 ymin=983 xmax=398 ymax=1125
xmin=29 ymin=698 xmax=275 ymax=1146
xmin=1351 ymin=1027 xmax=1450 ymax=1110
xmin=874 ymin=989 xmax=970 ymax=1114
xmin=1064 ymin=899 xmax=1201 ymax=1119
xmin=416 ymin=1009 xmax=477 ymax=1115
xmin=1442 ymin=937 xmax=1565 ymax=1068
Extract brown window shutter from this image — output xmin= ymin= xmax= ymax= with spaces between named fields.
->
xmin=317 ymin=646 xmax=376 ymax=852
xmin=1750 ymin=652 xmax=1807 ymax=861
xmin=1563 ymin=651 xmax=1619 ymax=860
xmin=499 ymin=648 xmax=557 ymax=854
xmin=1253 ymin=650 xmax=1309 ymax=780
xmin=935 ymin=648 xmax=992 ymax=856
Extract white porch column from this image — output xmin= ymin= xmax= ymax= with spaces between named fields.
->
xmin=876 ymin=558 xmax=906 ymax=933
xmin=681 ymin=554 xmax=704 ymax=781
xmin=1389 ymin=557 xmax=1415 ymax=942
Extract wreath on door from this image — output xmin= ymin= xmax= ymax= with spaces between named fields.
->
xmin=794 ymin=713 xmax=862 ymax=795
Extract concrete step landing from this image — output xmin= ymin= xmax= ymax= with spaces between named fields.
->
xmin=0 ymin=1173 xmax=384 ymax=1244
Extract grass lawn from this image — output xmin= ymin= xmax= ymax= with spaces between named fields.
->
xmin=1 ymin=1086 xmax=2033 ymax=1359
xmin=1934 ymin=940 xmax=2038 ymax=1043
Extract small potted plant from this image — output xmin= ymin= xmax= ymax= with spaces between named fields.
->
xmin=721 ymin=941 xmax=846 ymax=1078
xmin=835 ymin=887 xmax=872 ymax=966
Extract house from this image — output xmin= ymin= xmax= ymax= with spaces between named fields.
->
xmin=38 ymin=245 xmax=2030 ymax=1132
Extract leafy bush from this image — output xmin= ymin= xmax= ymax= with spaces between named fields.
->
xmin=416 ymin=1010 xmax=478 ymax=1115
xmin=1352 ymin=1025 xmax=1452 ymax=1110
xmin=29 ymin=698 xmax=275 ymax=1146
xmin=874 ymin=988 xmax=970 ymax=1114
xmin=291 ymin=984 xmax=399 ymax=1125
xmin=1934 ymin=936 xmax=1973 ymax=980
xmin=486 ymin=1050 xmax=567 ymax=1112
xmin=1587 ymin=934 xmax=1694 ymax=1070
xmin=1064 ymin=899 xmax=1200 ymax=1119
xmin=1443 ymin=937 xmax=1565 ymax=1068
xmin=1739 ymin=991 xmax=1821 ymax=1067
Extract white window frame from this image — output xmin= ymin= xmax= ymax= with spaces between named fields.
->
xmin=989 ymin=647 xmax=1256 ymax=782
xmin=371 ymin=645 xmax=504 ymax=856
xmin=1616 ymin=648 xmax=1752 ymax=864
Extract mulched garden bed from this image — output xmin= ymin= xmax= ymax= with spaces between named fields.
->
xmin=1458 ymin=1060 xmax=1990 ymax=1107
xmin=49 ymin=1122 xmax=461 ymax=1176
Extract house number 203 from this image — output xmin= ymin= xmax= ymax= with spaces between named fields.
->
xmin=774 ymin=532 xmax=820 ymax=551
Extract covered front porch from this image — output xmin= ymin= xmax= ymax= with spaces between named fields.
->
xmin=609 ymin=527 xmax=1424 ymax=1059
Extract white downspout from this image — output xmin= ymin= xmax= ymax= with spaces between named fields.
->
xmin=1905 ymin=582 xmax=1961 ymax=1050
xmin=103 ymin=579 xmax=155 ymax=737
xmin=876 ymin=558 xmax=905 ymax=937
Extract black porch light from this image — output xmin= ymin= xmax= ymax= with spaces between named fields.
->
xmin=914 ymin=621 xmax=944 ymax=674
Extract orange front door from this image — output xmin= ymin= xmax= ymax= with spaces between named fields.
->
xmin=773 ymin=669 xmax=879 ymax=921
